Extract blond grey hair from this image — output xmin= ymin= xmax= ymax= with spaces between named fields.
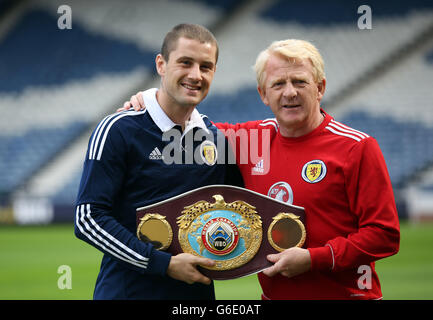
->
xmin=254 ymin=39 xmax=325 ymax=90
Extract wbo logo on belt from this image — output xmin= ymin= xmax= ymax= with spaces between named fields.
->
xmin=176 ymin=194 xmax=262 ymax=271
xmin=202 ymin=217 xmax=239 ymax=255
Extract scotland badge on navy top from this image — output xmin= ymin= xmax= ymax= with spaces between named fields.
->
xmin=136 ymin=185 xmax=306 ymax=280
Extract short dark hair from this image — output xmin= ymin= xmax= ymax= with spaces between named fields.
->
xmin=161 ymin=23 xmax=219 ymax=63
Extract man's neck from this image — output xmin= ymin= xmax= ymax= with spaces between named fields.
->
xmin=156 ymin=90 xmax=195 ymax=131
xmin=279 ymin=110 xmax=325 ymax=138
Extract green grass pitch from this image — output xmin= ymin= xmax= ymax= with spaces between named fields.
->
xmin=0 ymin=222 xmax=432 ymax=300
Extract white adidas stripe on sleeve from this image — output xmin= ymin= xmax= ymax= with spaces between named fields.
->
xmin=259 ymin=118 xmax=278 ymax=131
xmin=325 ymin=120 xmax=369 ymax=142
xmin=89 ymin=111 xmax=146 ymax=161
xmin=76 ymin=204 xmax=149 ymax=269
xmin=330 ymin=120 xmax=369 ymax=138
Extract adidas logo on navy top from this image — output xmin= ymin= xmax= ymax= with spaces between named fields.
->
xmin=149 ymin=147 xmax=164 ymax=160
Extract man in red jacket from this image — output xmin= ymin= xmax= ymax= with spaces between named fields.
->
xmin=122 ymin=39 xmax=400 ymax=299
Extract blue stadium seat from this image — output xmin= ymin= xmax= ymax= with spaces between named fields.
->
xmin=260 ymin=0 xmax=433 ymax=25
xmin=338 ymin=110 xmax=433 ymax=188
xmin=0 ymin=122 xmax=87 ymax=194
xmin=0 ymin=6 xmax=161 ymax=198
xmin=0 ymin=10 xmax=155 ymax=93
xmin=425 ymin=45 xmax=433 ymax=64
xmin=193 ymin=0 xmax=240 ymax=12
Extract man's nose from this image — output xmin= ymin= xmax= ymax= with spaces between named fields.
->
xmin=188 ymin=64 xmax=202 ymax=81
xmin=283 ymin=83 xmax=297 ymax=99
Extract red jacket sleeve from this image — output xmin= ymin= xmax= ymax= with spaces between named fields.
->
xmin=309 ymin=137 xmax=400 ymax=271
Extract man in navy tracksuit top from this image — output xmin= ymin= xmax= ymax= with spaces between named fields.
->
xmin=75 ymin=24 xmax=241 ymax=299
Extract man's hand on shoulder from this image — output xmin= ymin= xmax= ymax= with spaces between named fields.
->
xmin=116 ymin=91 xmax=146 ymax=113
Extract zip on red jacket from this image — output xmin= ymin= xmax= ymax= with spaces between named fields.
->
xmin=215 ymin=109 xmax=400 ymax=300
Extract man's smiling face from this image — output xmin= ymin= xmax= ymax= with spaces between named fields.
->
xmin=157 ymin=37 xmax=217 ymax=109
xmin=258 ymin=54 xmax=326 ymax=137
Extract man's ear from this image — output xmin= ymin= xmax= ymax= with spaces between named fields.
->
xmin=257 ymin=85 xmax=269 ymax=106
xmin=155 ymin=54 xmax=166 ymax=77
xmin=317 ymin=78 xmax=326 ymax=102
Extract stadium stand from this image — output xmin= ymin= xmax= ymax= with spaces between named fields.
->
xmin=0 ymin=121 xmax=87 ymax=194
xmin=1 ymin=0 xmax=433 ymax=223
xmin=331 ymin=36 xmax=433 ymax=186
xmin=0 ymin=6 xmax=154 ymax=199
xmin=0 ymin=10 xmax=156 ymax=93
xmin=0 ymin=0 xmax=247 ymax=220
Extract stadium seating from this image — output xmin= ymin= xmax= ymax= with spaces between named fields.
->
xmin=0 ymin=121 xmax=87 ymax=194
xmin=209 ymin=0 xmax=433 ymax=101
xmin=260 ymin=0 xmax=433 ymax=24
xmin=1 ymin=0 xmax=433 ymax=222
xmin=0 ymin=6 xmax=155 ymax=197
xmin=0 ymin=0 xmax=234 ymax=201
xmin=0 ymin=10 xmax=155 ymax=93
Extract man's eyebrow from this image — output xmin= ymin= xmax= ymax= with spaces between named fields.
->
xmin=201 ymin=60 xmax=215 ymax=68
xmin=269 ymin=77 xmax=285 ymax=85
xmin=177 ymin=56 xmax=192 ymax=61
xmin=293 ymin=74 xmax=308 ymax=79
xmin=176 ymin=56 xmax=215 ymax=67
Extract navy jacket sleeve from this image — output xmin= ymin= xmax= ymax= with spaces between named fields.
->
xmin=74 ymin=114 xmax=171 ymax=276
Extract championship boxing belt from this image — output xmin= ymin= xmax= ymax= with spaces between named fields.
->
xmin=136 ymin=185 xmax=306 ymax=280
